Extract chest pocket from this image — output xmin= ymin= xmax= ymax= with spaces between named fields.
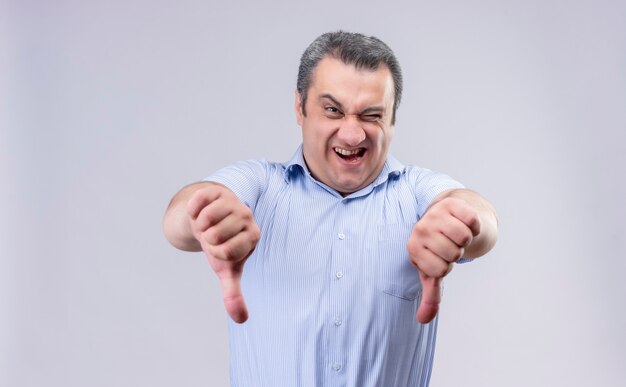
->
xmin=377 ymin=224 xmax=422 ymax=301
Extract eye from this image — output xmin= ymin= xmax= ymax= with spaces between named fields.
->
xmin=361 ymin=114 xmax=382 ymax=122
xmin=324 ymin=106 xmax=343 ymax=117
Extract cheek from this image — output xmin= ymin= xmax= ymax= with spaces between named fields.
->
xmin=367 ymin=129 xmax=384 ymax=145
xmin=303 ymin=128 xmax=329 ymax=158
xmin=378 ymin=127 xmax=393 ymax=145
xmin=312 ymin=124 xmax=333 ymax=145
xmin=303 ymin=117 xmax=338 ymax=153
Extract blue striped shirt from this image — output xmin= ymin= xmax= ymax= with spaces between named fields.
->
xmin=205 ymin=145 xmax=464 ymax=387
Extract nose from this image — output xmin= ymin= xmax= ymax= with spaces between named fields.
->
xmin=337 ymin=116 xmax=366 ymax=146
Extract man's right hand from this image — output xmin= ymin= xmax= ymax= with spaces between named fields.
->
xmin=186 ymin=183 xmax=260 ymax=324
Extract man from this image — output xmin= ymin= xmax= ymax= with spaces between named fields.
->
xmin=163 ymin=31 xmax=498 ymax=387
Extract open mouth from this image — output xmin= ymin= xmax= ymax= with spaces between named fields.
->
xmin=334 ymin=147 xmax=366 ymax=162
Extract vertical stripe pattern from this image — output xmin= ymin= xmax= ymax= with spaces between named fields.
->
xmin=204 ymin=145 xmax=464 ymax=387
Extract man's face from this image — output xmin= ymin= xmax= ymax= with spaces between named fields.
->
xmin=295 ymin=57 xmax=395 ymax=196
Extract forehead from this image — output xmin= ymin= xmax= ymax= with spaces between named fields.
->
xmin=309 ymin=57 xmax=394 ymax=107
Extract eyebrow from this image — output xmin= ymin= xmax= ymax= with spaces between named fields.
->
xmin=320 ymin=93 xmax=385 ymax=115
xmin=320 ymin=94 xmax=345 ymax=111
xmin=360 ymin=106 xmax=385 ymax=115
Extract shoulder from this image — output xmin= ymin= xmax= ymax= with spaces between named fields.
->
xmin=389 ymin=161 xmax=464 ymax=217
xmin=205 ymin=159 xmax=287 ymax=179
xmin=401 ymin=164 xmax=463 ymax=190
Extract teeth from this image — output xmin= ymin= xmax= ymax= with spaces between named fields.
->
xmin=334 ymin=147 xmax=362 ymax=156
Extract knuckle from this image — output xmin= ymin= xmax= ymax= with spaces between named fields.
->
xmin=465 ymin=209 xmax=479 ymax=225
xmin=461 ymin=232 xmax=473 ymax=247
xmin=241 ymin=207 xmax=253 ymax=221
xmin=449 ymin=248 xmax=463 ymax=262
xmin=208 ymin=228 xmax=224 ymax=245
xmin=206 ymin=244 xmax=220 ymax=259
xmin=249 ymin=224 xmax=261 ymax=244
xmin=213 ymin=244 xmax=232 ymax=261
xmin=420 ymin=257 xmax=450 ymax=278
xmin=455 ymin=227 xmax=472 ymax=246
xmin=423 ymin=266 xmax=438 ymax=278
xmin=412 ymin=223 xmax=428 ymax=239
xmin=186 ymin=194 xmax=201 ymax=218
xmin=471 ymin=217 xmax=481 ymax=236
xmin=411 ymin=254 xmax=429 ymax=272
xmin=434 ymin=264 xmax=450 ymax=278
xmin=192 ymin=200 xmax=217 ymax=225
xmin=205 ymin=184 xmax=223 ymax=197
xmin=201 ymin=204 xmax=216 ymax=219
xmin=219 ymin=242 xmax=243 ymax=262
xmin=407 ymin=237 xmax=423 ymax=258
xmin=202 ymin=228 xmax=219 ymax=245
xmin=437 ymin=197 xmax=457 ymax=211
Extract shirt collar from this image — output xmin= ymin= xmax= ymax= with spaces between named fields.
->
xmin=283 ymin=144 xmax=405 ymax=194
xmin=283 ymin=144 xmax=309 ymax=179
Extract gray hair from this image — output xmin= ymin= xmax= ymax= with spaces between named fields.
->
xmin=296 ymin=31 xmax=403 ymax=124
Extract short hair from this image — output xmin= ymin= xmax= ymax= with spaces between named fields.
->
xmin=296 ymin=31 xmax=403 ymax=124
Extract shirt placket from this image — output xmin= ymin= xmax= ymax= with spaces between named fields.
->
xmin=326 ymin=198 xmax=354 ymax=385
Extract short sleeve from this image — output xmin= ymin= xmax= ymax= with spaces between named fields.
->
xmin=408 ymin=167 xmax=465 ymax=218
xmin=203 ymin=159 xmax=268 ymax=212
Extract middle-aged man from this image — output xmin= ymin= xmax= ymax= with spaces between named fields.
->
xmin=163 ymin=31 xmax=498 ymax=387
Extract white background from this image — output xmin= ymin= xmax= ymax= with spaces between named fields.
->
xmin=2 ymin=0 xmax=625 ymax=386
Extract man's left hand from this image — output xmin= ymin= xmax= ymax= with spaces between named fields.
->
xmin=407 ymin=196 xmax=481 ymax=324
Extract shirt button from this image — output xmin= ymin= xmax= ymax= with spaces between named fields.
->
xmin=338 ymin=233 xmax=345 ymax=240
xmin=336 ymin=271 xmax=343 ymax=279
xmin=334 ymin=318 xmax=342 ymax=326
xmin=333 ymin=363 xmax=342 ymax=371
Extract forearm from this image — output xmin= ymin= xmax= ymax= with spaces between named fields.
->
xmin=162 ymin=181 xmax=213 ymax=252
xmin=433 ymin=188 xmax=499 ymax=258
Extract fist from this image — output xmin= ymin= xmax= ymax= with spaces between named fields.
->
xmin=186 ymin=183 xmax=260 ymax=323
xmin=407 ymin=196 xmax=481 ymax=324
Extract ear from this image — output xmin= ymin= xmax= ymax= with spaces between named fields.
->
xmin=295 ymin=90 xmax=304 ymax=126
